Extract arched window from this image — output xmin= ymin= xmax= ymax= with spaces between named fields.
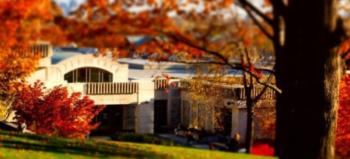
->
xmin=64 ymin=67 xmax=113 ymax=83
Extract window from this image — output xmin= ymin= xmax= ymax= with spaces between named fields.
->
xmin=77 ymin=68 xmax=87 ymax=82
xmin=64 ymin=67 xmax=113 ymax=83
xmin=90 ymin=68 xmax=100 ymax=82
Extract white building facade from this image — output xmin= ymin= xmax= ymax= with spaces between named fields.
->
xmin=27 ymin=44 xmax=275 ymax=142
xmin=28 ymin=45 xmax=184 ymax=135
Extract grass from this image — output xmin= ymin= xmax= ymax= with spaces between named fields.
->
xmin=0 ymin=131 xmax=275 ymax=159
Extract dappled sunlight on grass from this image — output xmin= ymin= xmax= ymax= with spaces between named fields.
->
xmin=0 ymin=131 xmax=275 ymax=159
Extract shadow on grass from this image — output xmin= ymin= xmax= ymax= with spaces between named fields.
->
xmin=0 ymin=131 xmax=168 ymax=158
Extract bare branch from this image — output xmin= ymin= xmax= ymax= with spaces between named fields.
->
xmin=239 ymin=0 xmax=273 ymax=26
xmin=167 ymin=60 xmax=227 ymax=65
xmin=245 ymin=7 xmax=274 ymax=40
xmin=253 ymin=74 xmax=273 ymax=103
xmin=171 ymin=59 xmax=275 ymax=74
xmin=159 ymin=32 xmax=281 ymax=93
xmin=162 ymin=33 xmax=275 ymax=73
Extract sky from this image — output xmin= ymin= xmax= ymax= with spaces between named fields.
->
xmin=54 ymin=0 xmax=83 ymax=4
xmin=53 ymin=0 xmax=85 ymax=15
xmin=53 ymin=0 xmax=269 ymax=19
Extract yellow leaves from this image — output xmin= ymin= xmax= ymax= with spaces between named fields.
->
xmin=0 ymin=48 xmax=39 ymax=95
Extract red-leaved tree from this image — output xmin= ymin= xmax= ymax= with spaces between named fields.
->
xmin=13 ymin=81 xmax=105 ymax=138
xmin=336 ymin=75 xmax=350 ymax=157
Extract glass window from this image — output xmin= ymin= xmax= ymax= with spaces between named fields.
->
xmin=64 ymin=67 xmax=113 ymax=83
xmin=64 ymin=72 xmax=73 ymax=83
xmin=90 ymin=68 xmax=100 ymax=82
xmin=77 ymin=68 xmax=87 ymax=82
xmin=102 ymin=71 xmax=113 ymax=82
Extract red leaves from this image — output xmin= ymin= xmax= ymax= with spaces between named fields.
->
xmin=13 ymin=81 xmax=105 ymax=139
xmin=251 ymin=144 xmax=274 ymax=156
xmin=336 ymin=75 xmax=350 ymax=157
xmin=241 ymin=62 xmax=263 ymax=79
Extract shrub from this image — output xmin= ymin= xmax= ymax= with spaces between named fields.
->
xmin=251 ymin=144 xmax=274 ymax=156
xmin=13 ymin=81 xmax=105 ymax=138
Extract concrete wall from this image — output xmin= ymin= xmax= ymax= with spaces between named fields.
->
xmin=167 ymin=87 xmax=181 ymax=129
xmin=88 ymin=94 xmax=138 ymax=105
xmin=28 ymin=54 xmax=129 ymax=85
xmin=123 ymin=105 xmax=136 ymax=131
xmin=134 ymin=80 xmax=155 ymax=134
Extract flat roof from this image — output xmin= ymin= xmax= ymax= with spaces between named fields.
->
xmin=128 ymin=68 xmax=196 ymax=80
xmin=118 ymin=58 xmax=189 ymax=70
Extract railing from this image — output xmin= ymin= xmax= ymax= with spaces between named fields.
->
xmin=32 ymin=44 xmax=50 ymax=58
xmin=85 ymin=82 xmax=139 ymax=95
xmin=234 ymin=88 xmax=274 ymax=100
xmin=154 ymin=79 xmax=180 ymax=90
xmin=154 ymin=79 xmax=168 ymax=90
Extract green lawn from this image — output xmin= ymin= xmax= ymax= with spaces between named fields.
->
xmin=0 ymin=131 xmax=275 ymax=159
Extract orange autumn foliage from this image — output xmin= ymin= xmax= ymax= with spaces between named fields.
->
xmin=0 ymin=0 xmax=65 ymax=120
xmin=0 ymin=0 xmax=50 ymax=95
xmin=56 ymin=0 xmax=271 ymax=60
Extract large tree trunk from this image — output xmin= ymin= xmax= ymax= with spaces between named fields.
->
xmin=274 ymin=0 xmax=341 ymax=158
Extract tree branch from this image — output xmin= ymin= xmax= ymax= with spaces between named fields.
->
xmin=162 ymin=33 xmax=275 ymax=73
xmin=253 ymin=74 xmax=273 ymax=103
xmin=245 ymin=7 xmax=274 ymax=40
xmin=167 ymin=60 xmax=226 ymax=65
xmin=159 ymin=32 xmax=281 ymax=94
xmin=239 ymin=0 xmax=273 ymax=26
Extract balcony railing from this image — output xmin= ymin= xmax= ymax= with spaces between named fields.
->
xmin=234 ymin=87 xmax=275 ymax=100
xmin=85 ymin=82 xmax=139 ymax=95
xmin=154 ymin=79 xmax=180 ymax=90
xmin=154 ymin=79 xmax=168 ymax=90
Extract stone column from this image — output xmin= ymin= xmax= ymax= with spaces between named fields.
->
xmin=167 ymin=87 xmax=181 ymax=129
xmin=231 ymin=101 xmax=240 ymax=138
xmin=135 ymin=80 xmax=155 ymax=134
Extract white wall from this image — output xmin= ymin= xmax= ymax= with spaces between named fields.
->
xmin=28 ymin=54 xmax=129 ymax=86
xmin=134 ymin=80 xmax=155 ymax=134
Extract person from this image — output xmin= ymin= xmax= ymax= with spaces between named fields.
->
xmin=226 ymin=133 xmax=240 ymax=152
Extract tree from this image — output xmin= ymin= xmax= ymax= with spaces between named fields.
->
xmin=53 ymin=0 xmax=348 ymax=158
xmin=268 ymin=1 xmax=343 ymax=158
xmin=0 ymin=0 xmax=64 ymax=120
xmin=12 ymin=81 xmax=105 ymax=138
xmin=336 ymin=75 xmax=350 ymax=157
xmin=241 ymin=49 xmax=274 ymax=153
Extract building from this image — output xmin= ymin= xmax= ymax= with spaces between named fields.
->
xmin=28 ymin=44 xmax=185 ymax=135
xmin=28 ymin=44 xmax=275 ymax=142
xmin=180 ymin=81 xmax=275 ymax=142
